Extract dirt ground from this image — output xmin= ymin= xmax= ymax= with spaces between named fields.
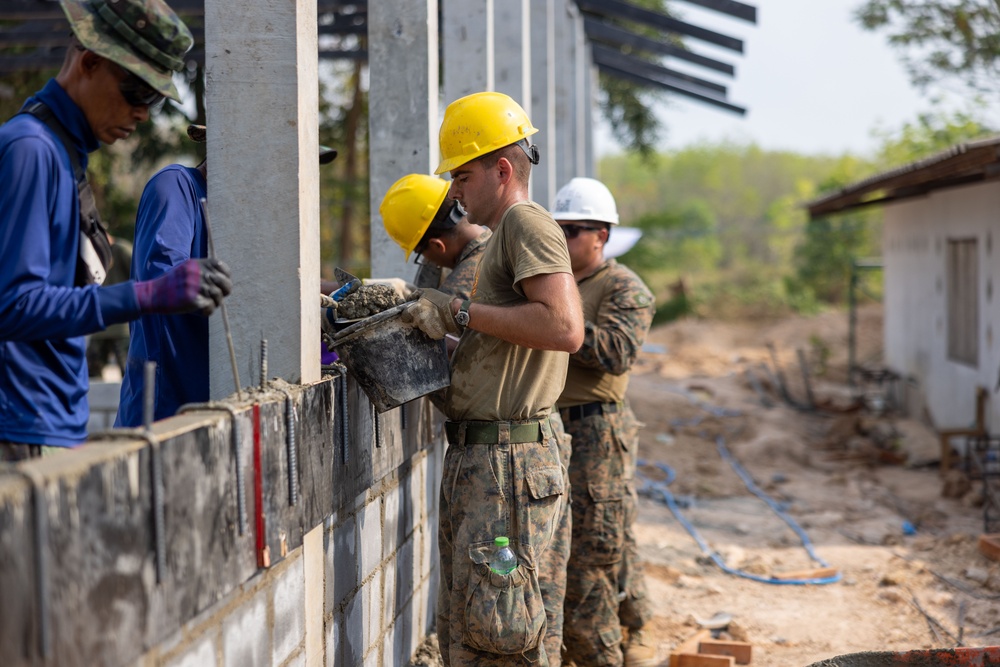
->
xmin=631 ymin=303 xmax=1000 ymax=665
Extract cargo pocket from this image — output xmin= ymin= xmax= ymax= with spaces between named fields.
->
xmin=582 ymin=481 xmax=626 ymax=565
xmin=599 ymin=625 xmax=623 ymax=650
xmin=463 ymin=542 xmax=546 ymax=655
xmin=525 ymin=466 xmax=565 ymax=545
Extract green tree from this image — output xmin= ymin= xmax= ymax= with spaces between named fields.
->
xmin=855 ymin=0 xmax=1000 ymax=95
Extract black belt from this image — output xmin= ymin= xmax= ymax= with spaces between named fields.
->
xmin=559 ymin=401 xmax=620 ymax=423
xmin=445 ymin=420 xmax=545 ymax=445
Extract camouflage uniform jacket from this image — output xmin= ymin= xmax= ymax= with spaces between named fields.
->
xmin=439 ymin=228 xmax=491 ymax=300
xmin=559 ymin=259 xmax=655 ymax=406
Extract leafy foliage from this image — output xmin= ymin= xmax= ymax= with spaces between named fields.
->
xmin=854 ymin=0 xmax=1000 ymax=96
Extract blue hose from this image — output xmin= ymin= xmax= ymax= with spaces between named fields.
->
xmin=638 ymin=396 xmax=841 ymax=586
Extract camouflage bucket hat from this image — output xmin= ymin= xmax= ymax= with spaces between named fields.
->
xmin=61 ymin=0 xmax=193 ymax=101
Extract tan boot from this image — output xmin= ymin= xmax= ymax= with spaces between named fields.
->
xmin=623 ymin=627 xmax=657 ymax=667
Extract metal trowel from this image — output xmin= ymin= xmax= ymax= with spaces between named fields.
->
xmin=331 ymin=267 xmax=362 ymax=302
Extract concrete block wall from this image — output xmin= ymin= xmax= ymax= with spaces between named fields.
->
xmin=0 ymin=375 xmax=443 ymax=667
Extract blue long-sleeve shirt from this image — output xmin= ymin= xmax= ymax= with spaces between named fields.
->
xmin=0 ymin=79 xmax=140 ymax=446
xmin=115 ymin=165 xmax=209 ymax=427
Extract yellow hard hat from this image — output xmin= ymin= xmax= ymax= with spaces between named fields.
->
xmin=379 ymin=174 xmax=451 ymax=259
xmin=435 ymin=91 xmax=539 ymax=175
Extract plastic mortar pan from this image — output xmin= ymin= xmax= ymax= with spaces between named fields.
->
xmin=805 ymin=646 xmax=1000 ymax=666
xmin=332 ymin=303 xmax=451 ymax=413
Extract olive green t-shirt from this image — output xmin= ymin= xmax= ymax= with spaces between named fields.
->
xmin=443 ymin=202 xmax=572 ymax=422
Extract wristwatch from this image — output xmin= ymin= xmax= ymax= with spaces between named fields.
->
xmin=455 ymin=299 xmax=471 ymax=328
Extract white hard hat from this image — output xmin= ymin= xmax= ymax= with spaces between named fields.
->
xmin=551 ymin=177 xmax=620 ymax=225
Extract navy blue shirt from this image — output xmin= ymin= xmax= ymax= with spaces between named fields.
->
xmin=115 ymin=165 xmax=209 ymax=427
xmin=0 ymin=79 xmax=140 ymax=446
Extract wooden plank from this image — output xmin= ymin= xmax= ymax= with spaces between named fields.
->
xmin=675 ymin=654 xmax=736 ymax=667
xmin=699 ymin=640 xmax=752 ymax=664
xmin=669 ymin=630 xmax=712 ymax=667
xmin=772 ymin=567 xmax=839 ymax=581
xmin=978 ymin=534 xmax=1000 ymax=562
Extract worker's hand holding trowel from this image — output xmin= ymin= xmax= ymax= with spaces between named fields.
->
xmin=400 ymin=288 xmax=460 ymax=340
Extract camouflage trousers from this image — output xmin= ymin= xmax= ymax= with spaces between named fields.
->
xmin=561 ymin=404 xmax=652 ymax=667
xmin=437 ymin=418 xmax=569 ymax=666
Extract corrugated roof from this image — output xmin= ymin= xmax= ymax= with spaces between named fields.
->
xmin=806 ymin=135 xmax=1000 ymax=218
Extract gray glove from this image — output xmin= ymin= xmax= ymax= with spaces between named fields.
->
xmin=399 ymin=288 xmax=459 ymax=340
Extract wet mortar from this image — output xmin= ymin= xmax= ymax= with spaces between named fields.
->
xmin=336 ymin=284 xmax=402 ymax=319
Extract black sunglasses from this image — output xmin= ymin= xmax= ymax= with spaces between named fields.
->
xmin=413 ymin=201 xmax=466 ymax=258
xmin=560 ymin=223 xmax=604 ymax=239
xmin=114 ymin=63 xmax=166 ymax=111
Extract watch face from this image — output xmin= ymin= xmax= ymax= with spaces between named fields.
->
xmin=455 ymin=311 xmax=470 ymax=327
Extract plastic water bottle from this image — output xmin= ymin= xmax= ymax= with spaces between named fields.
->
xmin=489 ymin=536 xmax=517 ymax=575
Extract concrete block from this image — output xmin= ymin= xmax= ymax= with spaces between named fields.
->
xmin=222 ymin=593 xmax=269 ymax=667
xmin=362 ymin=575 xmax=383 ymax=652
xmin=343 ymin=589 xmax=364 ymax=666
xmin=358 ymin=498 xmax=382 ymax=580
xmin=164 ymin=635 xmax=216 ymax=667
xmin=409 ymin=454 xmax=425 ymax=531
xmin=272 ymin=555 xmax=305 ymax=665
xmin=390 ymin=600 xmax=414 ymax=667
xmin=383 ymin=481 xmax=401 ymax=562
xmin=383 ymin=558 xmax=397 ymax=631
xmin=328 ymin=513 xmax=358 ymax=612
xmin=325 ymin=613 xmax=340 ymax=667
xmin=393 ymin=537 xmax=415 ymax=618
xmin=302 ymin=525 xmax=324 ymax=667
xmin=382 ymin=620 xmax=398 ymax=667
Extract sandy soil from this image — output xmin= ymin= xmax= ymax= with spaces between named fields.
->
xmin=632 ymin=303 xmax=1000 ymax=666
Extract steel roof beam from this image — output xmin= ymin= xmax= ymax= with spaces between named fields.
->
xmin=593 ymin=44 xmax=726 ymax=97
xmin=576 ymin=0 xmax=744 ymax=53
xmin=583 ymin=16 xmax=734 ymax=76
xmin=593 ymin=51 xmax=745 ymax=114
xmin=673 ymin=0 xmax=756 ymax=24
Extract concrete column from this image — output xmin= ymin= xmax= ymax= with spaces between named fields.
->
xmin=494 ymin=0 xmax=531 ymax=108
xmin=530 ymin=0 xmax=556 ymax=208
xmin=585 ymin=54 xmax=597 ymax=177
xmin=442 ymin=0 xmax=494 ymax=105
xmin=495 ymin=0 xmax=532 ymax=199
xmin=553 ymin=0 xmax=577 ymax=192
xmin=574 ymin=12 xmax=590 ymax=178
xmin=205 ymin=0 xmax=320 ymax=393
xmin=368 ymin=0 xmax=440 ymax=281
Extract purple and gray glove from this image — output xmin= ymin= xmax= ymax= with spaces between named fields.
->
xmin=134 ymin=258 xmax=233 ymax=316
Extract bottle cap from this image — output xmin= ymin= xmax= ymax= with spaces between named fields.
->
xmin=494 ymin=536 xmax=509 ymax=547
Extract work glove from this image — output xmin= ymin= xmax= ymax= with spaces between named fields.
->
xmin=363 ymin=277 xmax=415 ymax=300
xmin=134 ymin=258 xmax=232 ymax=316
xmin=400 ymin=288 xmax=459 ymax=340
xmin=320 ymin=301 xmax=339 ymax=344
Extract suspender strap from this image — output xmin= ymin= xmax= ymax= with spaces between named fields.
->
xmin=19 ymin=101 xmax=112 ymax=286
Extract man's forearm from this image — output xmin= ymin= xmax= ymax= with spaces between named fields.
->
xmin=459 ymin=299 xmax=582 ymax=352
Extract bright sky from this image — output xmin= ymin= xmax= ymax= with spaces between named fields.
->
xmin=596 ymin=0 xmax=943 ymax=157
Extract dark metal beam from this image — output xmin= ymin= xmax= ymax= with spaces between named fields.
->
xmin=576 ymin=0 xmax=744 ymax=53
xmin=0 ymin=47 xmax=366 ymax=72
xmin=591 ymin=42 xmax=726 ymax=95
xmin=583 ymin=16 xmax=734 ymax=76
xmin=673 ymin=0 xmax=756 ymax=24
xmin=594 ymin=54 xmax=745 ymax=115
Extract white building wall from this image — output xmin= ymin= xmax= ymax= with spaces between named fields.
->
xmin=883 ymin=181 xmax=1000 ymax=432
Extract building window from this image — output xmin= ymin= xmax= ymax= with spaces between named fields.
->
xmin=947 ymin=238 xmax=978 ymax=366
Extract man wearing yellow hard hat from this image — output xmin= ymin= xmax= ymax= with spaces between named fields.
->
xmin=380 ymin=173 xmax=491 ymax=302
xmin=400 ymin=91 xmax=584 ymax=666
